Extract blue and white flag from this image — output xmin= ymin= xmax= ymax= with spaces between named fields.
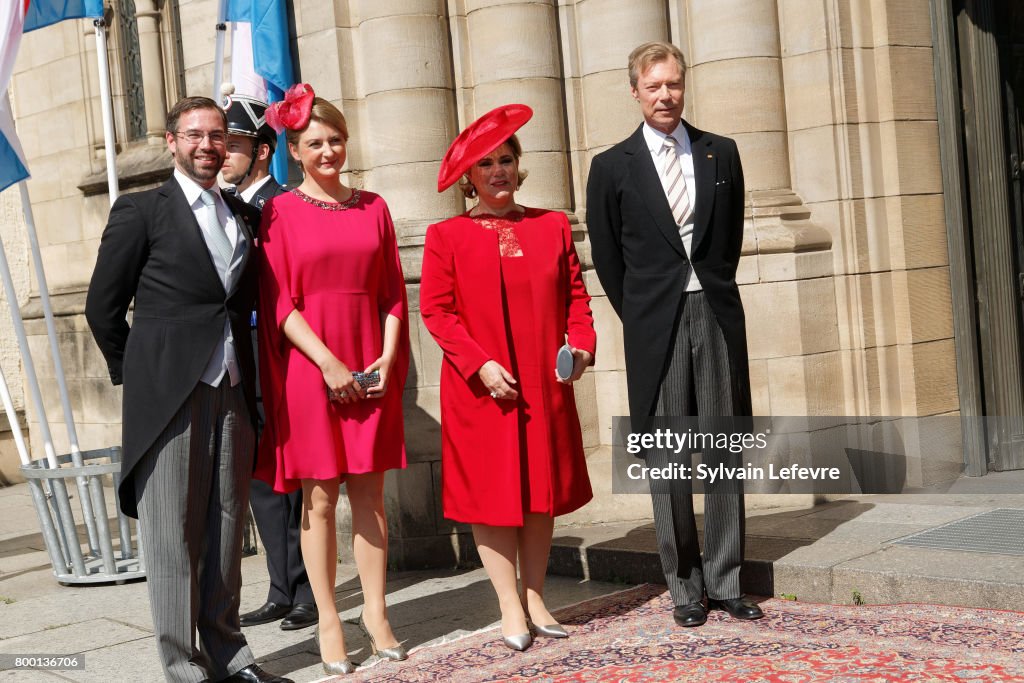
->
xmin=24 ymin=0 xmax=103 ymax=33
xmin=229 ymin=21 xmax=266 ymax=102
xmin=2 ymin=1 xmax=104 ymax=193
xmin=226 ymin=0 xmax=294 ymax=183
xmin=0 ymin=1 xmax=29 ymax=194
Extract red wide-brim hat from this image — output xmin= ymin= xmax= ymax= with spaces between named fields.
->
xmin=437 ymin=104 xmax=533 ymax=192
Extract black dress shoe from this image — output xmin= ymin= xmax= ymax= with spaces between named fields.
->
xmin=672 ymin=602 xmax=707 ymax=627
xmin=280 ymin=602 xmax=318 ymax=631
xmin=239 ymin=602 xmax=291 ymax=627
xmin=708 ymin=596 xmax=765 ymax=620
xmin=222 ymin=664 xmax=293 ymax=683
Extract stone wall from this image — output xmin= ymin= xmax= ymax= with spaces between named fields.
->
xmin=0 ymin=186 xmax=29 ymax=485
xmin=3 ymin=0 xmax=959 ymax=564
xmin=9 ymin=17 xmax=118 ymax=465
xmin=777 ymin=0 xmax=960 ymax=483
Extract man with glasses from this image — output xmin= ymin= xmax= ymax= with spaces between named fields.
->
xmin=86 ymin=96 xmax=292 ymax=683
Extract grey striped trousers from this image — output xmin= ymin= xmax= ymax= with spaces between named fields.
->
xmin=133 ymin=382 xmax=256 ymax=682
xmin=648 ymin=291 xmax=747 ymax=606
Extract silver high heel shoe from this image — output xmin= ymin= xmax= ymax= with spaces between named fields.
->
xmin=529 ymin=621 xmax=568 ymax=639
xmin=358 ymin=612 xmax=408 ymax=661
xmin=502 ymin=631 xmax=533 ymax=651
xmin=314 ymin=625 xmax=357 ymax=674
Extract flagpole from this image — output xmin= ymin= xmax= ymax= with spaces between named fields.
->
xmin=0 ymin=89 xmax=100 ymax=556
xmin=93 ymin=16 xmax=118 ymax=204
xmin=0 ymin=205 xmax=87 ymax=575
xmin=17 ymin=175 xmax=102 ymax=556
xmin=212 ymin=0 xmax=228 ymax=100
xmin=0 ymin=368 xmax=29 ymax=469
xmin=0 ymin=366 xmax=68 ymax=575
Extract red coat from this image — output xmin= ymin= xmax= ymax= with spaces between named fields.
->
xmin=420 ymin=208 xmax=597 ymax=526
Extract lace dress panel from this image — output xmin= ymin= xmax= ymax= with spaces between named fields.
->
xmin=469 ymin=212 xmax=524 ymax=257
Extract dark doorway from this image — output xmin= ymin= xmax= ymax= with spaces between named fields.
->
xmin=948 ymin=0 xmax=1024 ymax=471
xmin=1000 ymin=4 xmax=1024 ymax=322
xmin=992 ymin=1 xmax=1024 ymax=470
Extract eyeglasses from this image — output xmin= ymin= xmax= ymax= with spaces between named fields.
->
xmin=174 ymin=130 xmax=227 ymax=146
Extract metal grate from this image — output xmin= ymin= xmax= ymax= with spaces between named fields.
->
xmin=891 ymin=509 xmax=1024 ymax=556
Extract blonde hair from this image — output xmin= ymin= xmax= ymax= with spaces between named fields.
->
xmin=628 ymin=42 xmax=687 ymax=88
xmin=285 ymin=97 xmax=349 ymax=147
xmin=458 ymin=135 xmax=529 ymax=199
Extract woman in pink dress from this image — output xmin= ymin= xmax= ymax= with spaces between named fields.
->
xmin=255 ymin=85 xmax=408 ymax=674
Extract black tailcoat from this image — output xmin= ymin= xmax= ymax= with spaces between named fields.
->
xmin=586 ymin=120 xmax=750 ymax=427
xmin=86 ymin=178 xmax=261 ymax=517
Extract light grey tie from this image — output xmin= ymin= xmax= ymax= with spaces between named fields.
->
xmin=662 ymin=136 xmax=692 ymax=227
xmin=199 ymin=190 xmax=234 ymax=267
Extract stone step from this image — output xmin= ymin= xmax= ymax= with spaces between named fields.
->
xmin=548 ymin=496 xmax=1024 ymax=609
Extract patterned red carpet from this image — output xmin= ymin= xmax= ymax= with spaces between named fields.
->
xmin=337 ymin=584 xmax=1024 ymax=682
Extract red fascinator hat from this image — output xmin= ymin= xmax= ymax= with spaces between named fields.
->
xmin=437 ymin=104 xmax=533 ymax=192
xmin=265 ymin=83 xmax=316 ymax=134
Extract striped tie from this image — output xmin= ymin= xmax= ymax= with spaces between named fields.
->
xmin=662 ymin=135 xmax=691 ymax=227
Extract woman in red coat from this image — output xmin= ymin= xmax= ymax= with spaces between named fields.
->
xmin=420 ymin=104 xmax=596 ymax=651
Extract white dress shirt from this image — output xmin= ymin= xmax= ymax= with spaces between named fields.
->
xmin=176 ymin=169 xmax=241 ymax=250
xmin=174 ymin=169 xmax=243 ymax=387
xmin=239 ymin=174 xmax=273 ymax=204
xmin=643 ymin=121 xmax=702 ymax=292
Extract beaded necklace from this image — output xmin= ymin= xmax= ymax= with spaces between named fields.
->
xmin=291 ymin=187 xmax=361 ymax=211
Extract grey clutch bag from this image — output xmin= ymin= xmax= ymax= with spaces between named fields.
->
xmin=351 ymin=371 xmax=381 ymax=389
xmin=556 ymin=344 xmax=575 ymax=381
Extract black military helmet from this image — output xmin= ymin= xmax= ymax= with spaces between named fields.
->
xmin=222 ymin=86 xmax=277 ymax=151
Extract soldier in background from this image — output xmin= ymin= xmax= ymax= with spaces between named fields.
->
xmin=221 ymin=91 xmax=317 ymax=632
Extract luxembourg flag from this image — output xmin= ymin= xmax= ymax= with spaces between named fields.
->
xmin=225 ymin=0 xmax=294 ymax=183
xmin=0 ymin=0 xmax=29 ymax=194
xmin=1 ymin=0 xmax=103 ymax=193
xmin=25 ymin=0 xmax=104 ymax=32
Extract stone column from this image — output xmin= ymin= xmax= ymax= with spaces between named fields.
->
xmin=687 ymin=0 xmax=836 ymax=512
xmin=333 ymin=1 xmax=462 ymax=568
xmin=548 ymin=1 xmax=671 ymax=525
xmin=576 ymin=0 xmax=668 ymax=156
xmin=350 ymin=0 xmax=461 ymax=238
xmin=80 ymin=19 xmax=103 ymax=154
xmin=464 ymin=0 xmax=571 ymax=212
xmin=134 ymin=0 xmax=168 ymax=140
xmin=688 ymin=0 xmax=790 ymax=191
xmin=572 ymin=1 xmax=668 ymax=446
xmin=685 ymin=0 xmax=833 ymax=278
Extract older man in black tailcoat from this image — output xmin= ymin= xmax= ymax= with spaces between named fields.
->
xmin=586 ymin=42 xmax=764 ymax=629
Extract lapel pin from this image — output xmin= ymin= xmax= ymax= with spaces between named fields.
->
xmin=707 ymin=153 xmax=713 ymax=159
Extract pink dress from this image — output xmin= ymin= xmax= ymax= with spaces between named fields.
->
xmin=255 ymin=188 xmax=408 ymax=493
